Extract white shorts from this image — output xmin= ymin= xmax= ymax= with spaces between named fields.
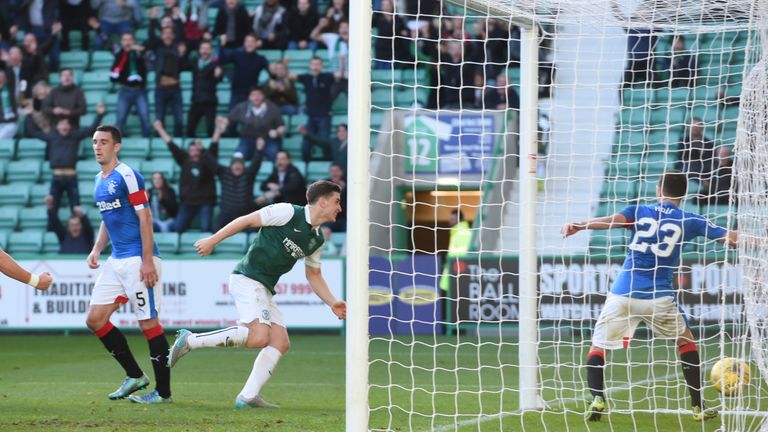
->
xmin=229 ymin=274 xmax=285 ymax=327
xmin=592 ymin=294 xmax=688 ymax=350
xmin=90 ymin=256 xmax=163 ymax=321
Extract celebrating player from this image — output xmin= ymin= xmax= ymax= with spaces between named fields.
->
xmin=167 ymin=180 xmax=347 ymax=409
xmin=85 ymin=125 xmax=172 ymax=404
xmin=0 ymin=250 xmax=53 ymax=291
xmin=561 ymin=170 xmax=737 ymax=422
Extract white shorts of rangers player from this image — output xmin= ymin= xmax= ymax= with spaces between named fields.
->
xmin=90 ymin=256 xmax=163 ymax=321
xmin=229 ymin=273 xmax=285 ymax=328
xmin=592 ymin=294 xmax=688 ymax=350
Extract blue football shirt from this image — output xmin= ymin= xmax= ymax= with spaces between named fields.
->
xmin=93 ymin=162 xmax=159 ymax=259
xmin=612 ymin=202 xmax=727 ymax=299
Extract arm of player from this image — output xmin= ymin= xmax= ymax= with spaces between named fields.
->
xmin=87 ymin=221 xmax=110 ymax=269
xmin=561 ymin=214 xmax=631 ymax=237
xmin=0 ymin=249 xmax=52 ymax=290
xmin=137 ymin=207 xmax=159 ymax=288
xmin=718 ymin=230 xmax=738 ymax=248
xmin=195 ymin=204 xmax=295 ymax=256
xmin=306 ymin=265 xmax=346 ymax=319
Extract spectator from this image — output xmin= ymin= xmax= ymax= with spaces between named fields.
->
xmin=297 ymin=57 xmax=334 ymax=163
xmin=325 ymin=162 xmax=346 ymax=232
xmin=42 ymin=68 xmax=87 ymax=127
xmin=312 ymin=20 xmax=348 ymax=94
xmin=285 ymin=0 xmax=319 ymax=50
xmin=676 ymin=118 xmax=715 ymax=182
xmin=252 ymin=0 xmax=288 ymax=50
xmin=148 ymin=172 xmax=179 ymax=232
xmin=482 ymin=73 xmax=520 ymax=110
xmin=0 ymin=69 xmax=19 ymax=139
xmin=21 ymin=80 xmax=52 ymax=134
xmin=700 ymin=146 xmax=734 ymax=206
xmin=659 ymin=35 xmax=696 ymax=88
xmin=45 ymin=196 xmax=94 ymax=254
xmin=264 ymin=60 xmax=298 ymax=115
xmin=622 ymin=28 xmax=657 ymax=87
xmin=2 ymin=47 xmax=24 ymax=100
xmin=60 ymin=0 xmax=95 ymax=51
xmin=110 ymin=32 xmax=151 ymax=137
xmin=437 ymin=41 xmax=475 ymax=109
xmin=27 ymin=103 xmax=105 ymax=214
xmin=180 ymin=0 xmax=210 ymax=49
xmin=218 ymin=33 xmax=269 ymax=108
xmin=311 ymin=0 xmax=347 ymax=36
xmin=147 ymin=9 xmax=185 ymax=45
xmin=91 ymin=0 xmax=142 ymax=49
xmin=0 ymin=8 xmax=13 ymax=51
xmin=154 ymin=120 xmax=217 ymax=232
xmin=257 ymin=150 xmax=306 ymax=206
xmin=184 ymin=40 xmax=223 ymax=137
xmin=21 ymin=31 xmax=58 ymax=98
xmin=203 ymin=122 xmax=264 ymax=230
xmin=298 ymin=122 xmax=347 ymax=170
xmin=149 ymin=26 xmax=187 ymax=137
xmin=16 ymin=0 xmax=61 ymax=71
xmin=213 ymin=0 xmax=251 ymax=49
xmin=371 ymin=0 xmax=409 ymax=69
xmin=220 ymin=87 xmax=285 ymax=161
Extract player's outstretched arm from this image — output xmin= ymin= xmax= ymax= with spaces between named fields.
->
xmin=561 ymin=213 xmax=630 ymax=237
xmin=87 ymin=221 xmax=110 ymax=269
xmin=719 ymin=230 xmax=738 ymax=248
xmin=195 ymin=211 xmax=264 ymax=256
xmin=306 ymin=265 xmax=346 ymax=319
xmin=0 ymin=249 xmax=52 ymax=290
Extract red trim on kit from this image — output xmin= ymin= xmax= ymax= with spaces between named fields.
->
xmin=128 ymin=190 xmax=148 ymax=206
xmin=678 ymin=342 xmax=698 ymax=355
xmin=142 ymin=325 xmax=164 ymax=340
xmin=95 ymin=322 xmax=115 ymax=338
xmin=622 ymin=337 xmax=630 ymax=348
xmin=114 ymin=295 xmax=129 ymax=304
xmin=588 ymin=350 xmax=605 ymax=360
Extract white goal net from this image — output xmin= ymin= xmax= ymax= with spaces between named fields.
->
xmin=348 ymin=0 xmax=768 ymax=430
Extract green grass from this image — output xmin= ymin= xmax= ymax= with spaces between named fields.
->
xmin=0 ymin=334 xmax=766 ymax=431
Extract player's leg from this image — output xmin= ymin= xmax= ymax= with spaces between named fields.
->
xmin=87 ymin=259 xmax=148 ymax=399
xmin=236 ymin=296 xmax=287 ymax=409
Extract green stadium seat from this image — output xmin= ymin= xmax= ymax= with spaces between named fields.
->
xmin=0 ymin=184 xmax=30 ymax=206
xmin=332 ymin=92 xmax=348 ymax=115
xmin=85 ymin=205 xmax=102 ymax=223
xmin=42 ymin=231 xmax=60 ymax=254
xmin=76 ymin=160 xmax=102 ymax=179
xmin=141 ymin=159 xmax=177 ymax=182
xmin=216 ymin=232 xmax=248 ymax=254
xmin=0 ymin=160 xmax=7 ymax=184
xmin=283 ymin=49 xmax=314 ymax=68
xmin=371 ymin=68 xmax=403 ymax=83
xmin=649 ymin=105 xmax=687 ymax=127
xmin=613 ymin=130 xmax=646 ymax=154
xmin=638 ymin=176 xmax=660 ymax=198
xmin=655 ymin=87 xmax=690 ymax=104
xmin=589 ymin=229 xmax=628 ymax=258
xmin=154 ymin=232 xmax=179 ymax=255
xmin=79 ymin=180 xmax=95 ymax=198
xmin=605 ymin=153 xmax=641 ymax=178
xmin=60 ymin=51 xmax=89 ymax=70
xmin=218 ymin=138 xmax=240 ymax=155
xmin=307 ymin=161 xmax=331 ymax=181
xmin=16 ymin=138 xmax=47 ymax=159
xmin=29 ymin=184 xmax=50 ymax=205
xmin=19 ymin=207 xmax=48 ymax=230
xmin=8 ymin=231 xmax=43 ymax=254
xmin=371 ymin=89 xmax=394 ymax=108
xmin=601 ymin=179 xmax=637 ymax=200
xmin=0 ymin=138 xmax=15 ymax=160
xmin=257 ymin=161 xmax=273 ymax=182
xmin=150 ymin=138 xmax=173 ymax=158
xmin=7 ymin=160 xmax=41 ymax=183
xmin=0 ymin=207 xmax=18 ymax=230
xmin=622 ymin=87 xmax=653 ymax=107
xmin=260 ymin=49 xmax=282 ymax=63
xmin=120 ymin=137 xmax=151 ymax=159
xmin=81 ymin=71 xmax=113 ymax=92
xmin=89 ymin=50 xmax=115 ymax=71
xmin=179 ymin=232 xmax=209 ymax=254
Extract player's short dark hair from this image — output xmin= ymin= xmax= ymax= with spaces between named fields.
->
xmin=451 ymin=209 xmax=464 ymax=221
xmin=276 ymin=150 xmax=290 ymax=160
xmin=95 ymin=125 xmax=123 ymax=144
xmin=658 ymin=170 xmax=688 ymax=199
xmin=60 ymin=67 xmax=73 ymax=75
xmin=307 ymin=180 xmax=342 ymax=204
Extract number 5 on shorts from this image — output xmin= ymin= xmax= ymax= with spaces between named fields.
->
xmin=136 ymin=292 xmax=146 ymax=307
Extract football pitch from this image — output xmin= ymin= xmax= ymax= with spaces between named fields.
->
xmin=0 ymin=334 xmax=764 ymax=431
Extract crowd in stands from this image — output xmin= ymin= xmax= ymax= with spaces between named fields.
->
xmin=0 ymin=0 xmax=359 ymax=255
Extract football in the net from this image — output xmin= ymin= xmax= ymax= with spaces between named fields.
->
xmin=711 ymin=357 xmax=751 ymax=396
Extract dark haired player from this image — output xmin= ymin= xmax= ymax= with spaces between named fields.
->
xmin=85 ymin=125 xmax=172 ymax=404
xmin=562 ymin=170 xmax=737 ymax=422
xmin=168 ymin=180 xmax=347 ymax=408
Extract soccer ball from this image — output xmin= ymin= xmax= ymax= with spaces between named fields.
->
xmin=710 ymin=357 xmax=751 ymax=396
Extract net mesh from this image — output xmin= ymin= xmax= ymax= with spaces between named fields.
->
xmin=365 ymin=0 xmax=768 ymax=430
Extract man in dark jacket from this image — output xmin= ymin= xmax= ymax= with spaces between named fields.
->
xmin=110 ymin=32 xmax=150 ymax=137
xmin=203 ymin=121 xmax=264 ymax=230
xmin=148 ymin=26 xmax=186 ymax=137
xmin=0 ymin=69 xmax=19 ymax=139
xmin=218 ymin=33 xmax=269 ymax=109
xmin=45 ymin=195 xmax=94 ymax=255
xmin=20 ymin=30 xmax=59 ymax=98
xmin=42 ymin=68 xmax=87 ymax=127
xmin=154 ymin=120 xmax=217 ymax=232
xmin=213 ymin=0 xmax=251 ymax=49
xmin=297 ymin=57 xmax=334 ymax=163
xmin=676 ymin=118 xmax=715 ymax=182
xmin=221 ymin=87 xmax=285 ymax=161
xmin=27 ymin=103 xmax=105 ymax=214
xmin=184 ymin=40 xmax=222 ymax=137
xmin=257 ymin=150 xmax=306 ymax=206
xmin=15 ymin=0 xmax=60 ymax=71
xmin=285 ymin=0 xmax=319 ymax=50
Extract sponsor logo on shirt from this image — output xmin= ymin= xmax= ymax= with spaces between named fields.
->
xmin=97 ymin=198 xmax=122 ymax=211
xmin=282 ymin=237 xmax=305 ymax=259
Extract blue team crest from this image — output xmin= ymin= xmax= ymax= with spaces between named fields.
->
xmin=107 ymin=180 xmax=119 ymax=195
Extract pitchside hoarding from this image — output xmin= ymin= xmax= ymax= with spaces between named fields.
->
xmin=0 ymin=259 xmax=344 ymax=329
xmin=453 ymin=257 xmax=742 ymax=325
